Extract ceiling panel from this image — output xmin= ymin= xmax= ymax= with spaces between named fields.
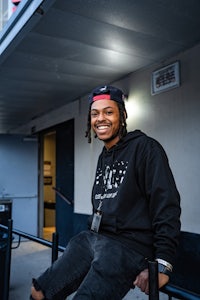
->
xmin=0 ymin=0 xmax=200 ymax=133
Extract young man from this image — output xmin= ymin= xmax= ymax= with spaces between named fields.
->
xmin=31 ymin=86 xmax=181 ymax=300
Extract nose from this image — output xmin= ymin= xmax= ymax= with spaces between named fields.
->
xmin=96 ymin=112 xmax=105 ymax=121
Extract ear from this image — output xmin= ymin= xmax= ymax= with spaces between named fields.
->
xmin=124 ymin=109 xmax=128 ymax=119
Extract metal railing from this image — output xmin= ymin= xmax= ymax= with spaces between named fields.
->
xmin=0 ymin=219 xmax=65 ymax=300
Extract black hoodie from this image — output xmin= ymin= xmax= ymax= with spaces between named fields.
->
xmin=88 ymin=130 xmax=181 ymax=265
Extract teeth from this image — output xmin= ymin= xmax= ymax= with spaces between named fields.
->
xmin=97 ymin=125 xmax=109 ymax=129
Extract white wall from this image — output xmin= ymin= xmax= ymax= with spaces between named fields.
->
xmin=74 ymin=99 xmax=102 ymax=214
xmin=123 ymin=46 xmax=200 ymax=233
xmin=13 ymin=42 xmax=200 ymax=233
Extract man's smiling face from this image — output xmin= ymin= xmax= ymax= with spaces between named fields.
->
xmin=90 ymin=99 xmax=120 ymax=149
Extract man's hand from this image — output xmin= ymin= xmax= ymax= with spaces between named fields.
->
xmin=133 ymin=268 xmax=169 ymax=294
xmin=133 ymin=268 xmax=149 ymax=294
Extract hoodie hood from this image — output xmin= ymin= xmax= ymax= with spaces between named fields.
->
xmin=116 ymin=130 xmax=146 ymax=148
xmin=101 ymin=130 xmax=146 ymax=154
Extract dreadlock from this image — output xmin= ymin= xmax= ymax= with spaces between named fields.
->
xmin=85 ymin=103 xmax=127 ymax=144
xmin=85 ymin=104 xmax=92 ymax=143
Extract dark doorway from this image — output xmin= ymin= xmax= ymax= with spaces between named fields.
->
xmin=40 ymin=118 xmax=88 ymax=245
xmin=41 ymin=119 xmax=74 ymax=246
xmin=43 ymin=131 xmax=56 ymax=240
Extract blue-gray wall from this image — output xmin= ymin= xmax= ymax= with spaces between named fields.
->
xmin=0 ymin=135 xmax=38 ymax=235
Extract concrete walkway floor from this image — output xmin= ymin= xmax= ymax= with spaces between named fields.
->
xmin=9 ymin=240 xmax=168 ymax=300
xmin=9 ymin=240 xmax=52 ymax=300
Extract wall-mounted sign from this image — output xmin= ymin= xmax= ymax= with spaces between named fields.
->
xmin=44 ymin=176 xmax=52 ymax=185
xmin=44 ymin=161 xmax=51 ymax=176
xmin=151 ymin=61 xmax=180 ymax=95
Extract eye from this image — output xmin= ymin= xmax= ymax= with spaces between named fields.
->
xmin=91 ymin=111 xmax=98 ymax=117
xmin=105 ymin=110 xmax=113 ymax=115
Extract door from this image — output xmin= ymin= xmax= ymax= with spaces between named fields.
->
xmin=55 ymin=119 xmax=74 ymax=246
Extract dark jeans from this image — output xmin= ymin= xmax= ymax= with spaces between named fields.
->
xmin=32 ymin=230 xmax=147 ymax=300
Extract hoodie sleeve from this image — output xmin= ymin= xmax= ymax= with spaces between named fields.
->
xmin=141 ymin=138 xmax=181 ymax=265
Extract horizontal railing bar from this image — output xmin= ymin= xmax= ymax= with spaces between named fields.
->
xmin=0 ymin=223 xmax=65 ymax=252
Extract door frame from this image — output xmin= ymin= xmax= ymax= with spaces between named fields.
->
xmin=37 ymin=120 xmax=74 ymax=239
xmin=38 ymin=133 xmax=44 ymax=237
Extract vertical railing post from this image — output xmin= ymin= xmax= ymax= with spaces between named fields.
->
xmin=148 ymin=260 xmax=159 ymax=300
xmin=3 ymin=219 xmax=13 ymax=300
xmin=52 ymin=232 xmax=59 ymax=264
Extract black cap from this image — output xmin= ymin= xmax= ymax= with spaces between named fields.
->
xmin=89 ymin=85 xmax=125 ymax=106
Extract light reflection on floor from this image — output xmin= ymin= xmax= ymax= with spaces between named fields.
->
xmin=43 ymin=226 xmax=55 ymax=241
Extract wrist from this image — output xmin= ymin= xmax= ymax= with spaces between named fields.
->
xmin=155 ymin=258 xmax=173 ymax=271
xmin=155 ymin=258 xmax=173 ymax=276
xmin=157 ymin=263 xmax=171 ymax=276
